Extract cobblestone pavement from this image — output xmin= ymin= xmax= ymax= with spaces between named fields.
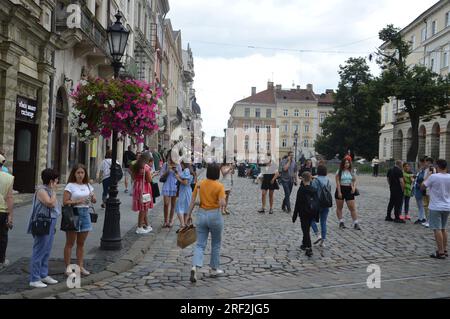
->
xmin=49 ymin=174 xmax=450 ymax=299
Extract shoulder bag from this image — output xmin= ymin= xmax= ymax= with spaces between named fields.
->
xmin=60 ymin=205 xmax=79 ymax=232
xmin=30 ymin=192 xmax=52 ymax=236
xmin=141 ymin=166 xmax=152 ymax=204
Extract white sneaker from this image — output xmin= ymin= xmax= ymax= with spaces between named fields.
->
xmin=424 ymin=222 xmax=430 ymax=228
xmin=0 ymin=259 xmax=10 ymax=269
xmin=29 ymin=281 xmax=47 ymax=288
xmin=313 ymin=233 xmax=322 ymax=245
xmin=136 ymin=227 xmax=149 ymax=234
xmin=210 ymin=269 xmax=224 ymax=277
xmin=143 ymin=225 xmax=153 ymax=233
xmin=41 ymin=276 xmax=58 ymax=285
xmin=319 ymin=239 xmax=326 ymax=248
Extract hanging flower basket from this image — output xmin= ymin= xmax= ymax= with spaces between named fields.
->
xmin=70 ymin=78 xmax=163 ymax=143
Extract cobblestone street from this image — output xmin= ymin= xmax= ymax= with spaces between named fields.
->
xmin=50 ymin=174 xmax=450 ymax=299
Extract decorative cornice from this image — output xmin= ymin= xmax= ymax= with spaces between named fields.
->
xmin=17 ymin=71 xmax=46 ymax=88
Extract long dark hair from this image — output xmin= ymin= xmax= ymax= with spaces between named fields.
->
xmin=338 ymin=159 xmax=352 ymax=181
xmin=131 ymin=151 xmax=153 ymax=178
xmin=67 ymin=164 xmax=89 ymax=184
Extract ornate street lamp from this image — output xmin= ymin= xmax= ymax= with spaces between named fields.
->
xmin=294 ymin=130 xmax=299 ymax=162
xmin=101 ymin=11 xmax=130 ymax=251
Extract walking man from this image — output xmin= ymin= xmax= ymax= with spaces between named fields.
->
xmin=386 ymin=160 xmax=405 ymax=223
xmin=372 ymin=157 xmax=380 ymax=177
xmin=0 ymin=154 xmax=14 ymax=268
xmin=123 ymin=145 xmax=137 ymax=194
xmin=279 ymin=152 xmax=298 ymax=213
xmin=422 ymin=159 xmax=450 ymax=259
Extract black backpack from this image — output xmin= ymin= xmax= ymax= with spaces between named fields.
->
xmin=317 ymin=180 xmax=333 ymax=208
xmin=304 ymin=190 xmax=320 ymax=219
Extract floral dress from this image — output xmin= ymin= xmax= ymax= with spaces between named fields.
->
xmin=132 ymin=164 xmax=153 ymax=212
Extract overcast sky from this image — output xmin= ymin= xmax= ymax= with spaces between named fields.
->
xmin=167 ymin=0 xmax=439 ymax=143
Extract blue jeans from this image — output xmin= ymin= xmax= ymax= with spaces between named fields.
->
xmin=310 ymin=208 xmax=329 ymax=240
xmin=415 ymin=197 xmax=425 ymax=221
xmin=30 ymin=218 xmax=57 ymax=282
xmin=102 ymin=177 xmax=111 ymax=203
xmin=281 ymin=180 xmax=294 ymax=211
xmin=192 ymin=209 xmax=223 ymax=269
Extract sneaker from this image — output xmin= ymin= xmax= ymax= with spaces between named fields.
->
xmin=354 ymin=223 xmax=361 ymax=230
xmin=136 ymin=227 xmax=149 ymax=234
xmin=305 ymin=248 xmax=313 ymax=257
xmin=210 ymin=269 xmax=224 ymax=277
xmin=405 ymin=215 xmax=411 ymax=221
xmin=190 ymin=267 xmax=197 ymax=283
xmin=385 ymin=216 xmax=394 ymax=222
xmin=41 ymin=276 xmax=58 ymax=285
xmin=421 ymin=220 xmax=428 ymax=226
xmin=29 ymin=281 xmax=47 ymax=288
xmin=394 ymin=218 xmax=406 ymax=224
xmin=319 ymin=239 xmax=326 ymax=248
xmin=399 ymin=215 xmax=405 ymax=220
xmin=258 ymin=209 xmax=265 ymax=214
xmin=143 ymin=225 xmax=153 ymax=233
xmin=124 ymin=189 xmax=128 ymax=193
xmin=269 ymin=209 xmax=274 ymax=215
xmin=414 ymin=219 xmax=422 ymax=225
xmin=80 ymin=267 xmax=90 ymax=276
xmin=423 ymin=222 xmax=430 ymax=228
xmin=0 ymin=259 xmax=10 ymax=269
xmin=339 ymin=222 xmax=346 ymax=229
xmin=313 ymin=234 xmax=322 ymax=245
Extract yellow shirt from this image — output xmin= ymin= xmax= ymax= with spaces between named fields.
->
xmin=0 ymin=171 xmax=14 ymax=213
xmin=192 ymin=179 xmax=225 ymax=210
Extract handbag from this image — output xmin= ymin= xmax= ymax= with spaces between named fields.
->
xmin=30 ymin=192 xmax=52 ymax=236
xmin=177 ymin=224 xmax=197 ymax=249
xmin=141 ymin=166 xmax=152 ymax=204
xmin=353 ymin=188 xmax=360 ymax=196
xmin=89 ymin=206 xmax=98 ymax=223
xmin=60 ymin=206 xmax=79 ymax=232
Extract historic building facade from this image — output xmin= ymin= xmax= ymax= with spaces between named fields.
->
xmin=228 ymin=82 xmax=334 ymax=162
xmin=379 ymin=0 xmax=450 ymax=163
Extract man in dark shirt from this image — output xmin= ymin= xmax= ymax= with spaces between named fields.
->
xmin=386 ymin=160 xmax=405 ymax=223
xmin=123 ymin=145 xmax=136 ymax=193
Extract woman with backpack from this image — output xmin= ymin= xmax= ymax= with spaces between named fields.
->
xmin=292 ymin=171 xmax=319 ymax=257
xmin=335 ymin=158 xmax=361 ymax=230
xmin=311 ymin=165 xmax=332 ymax=247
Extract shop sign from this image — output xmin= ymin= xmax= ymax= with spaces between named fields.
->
xmin=16 ymin=96 xmax=37 ymax=122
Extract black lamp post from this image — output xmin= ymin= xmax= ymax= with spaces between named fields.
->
xmin=101 ymin=11 xmax=130 ymax=251
xmin=294 ymin=130 xmax=299 ymax=163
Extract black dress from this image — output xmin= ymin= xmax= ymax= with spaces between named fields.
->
xmin=261 ymin=174 xmax=279 ymax=190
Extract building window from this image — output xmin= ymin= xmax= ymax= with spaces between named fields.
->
xmin=284 ymin=109 xmax=288 ymax=117
xmin=430 ymin=58 xmax=435 ymax=71
xmin=138 ymin=3 xmax=141 ymax=29
xmin=443 ymin=51 xmax=449 ymax=68
xmin=410 ymin=35 xmax=416 ymax=50
xmin=266 ymin=141 xmax=271 ymax=151
xmin=244 ymin=124 xmax=249 ymax=132
xmin=383 ymin=138 xmax=387 ymax=158
xmin=255 ymin=108 xmax=261 ymax=118
xmin=127 ymin=0 xmax=131 ymax=14
xmin=384 ymin=106 xmax=388 ymax=123
xmin=305 ymin=110 xmax=310 ymax=117
xmin=294 ymin=109 xmax=299 ymax=117
xmin=282 ymin=139 xmax=287 ymax=148
xmin=245 ymin=138 xmax=249 ymax=150
xmin=266 ymin=125 xmax=271 ymax=133
xmin=304 ymin=124 xmax=309 ymax=133
xmin=284 ymin=124 xmax=288 ymax=132
xmin=255 ymin=125 xmax=260 ymax=133
xmin=266 ymin=109 xmax=272 ymax=118
xmin=245 ymin=108 xmax=250 ymax=118
xmin=320 ymin=113 xmax=326 ymax=123
xmin=256 ymin=141 xmax=260 ymax=152
xmin=303 ymin=139 xmax=309 ymax=148
xmin=446 ymin=12 xmax=450 ymax=27
xmin=421 ymin=27 xmax=427 ymax=42
xmin=431 ymin=21 xmax=437 ymax=36
xmin=293 ymin=124 xmax=299 ymax=132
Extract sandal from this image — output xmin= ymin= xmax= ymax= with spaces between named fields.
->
xmin=269 ymin=209 xmax=274 ymax=214
xmin=430 ymin=251 xmax=446 ymax=259
xmin=162 ymin=222 xmax=169 ymax=228
xmin=168 ymin=220 xmax=174 ymax=228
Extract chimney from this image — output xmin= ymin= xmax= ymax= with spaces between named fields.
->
xmin=306 ymin=84 xmax=313 ymax=92
xmin=276 ymin=84 xmax=282 ymax=90
xmin=251 ymin=87 xmax=256 ymax=96
xmin=267 ymin=81 xmax=274 ymax=89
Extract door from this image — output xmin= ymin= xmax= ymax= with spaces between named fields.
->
xmin=13 ymin=121 xmax=38 ymax=193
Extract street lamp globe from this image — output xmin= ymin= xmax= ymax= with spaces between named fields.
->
xmin=107 ymin=11 xmax=130 ymax=64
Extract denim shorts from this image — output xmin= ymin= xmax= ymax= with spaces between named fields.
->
xmin=75 ymin=207 xmax=92 ymax=233
xmin=429 ymin=210 xmax=450 ymax=230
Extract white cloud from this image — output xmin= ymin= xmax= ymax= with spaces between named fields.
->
xmin=168 ymin=0 xmax=441 ymax=142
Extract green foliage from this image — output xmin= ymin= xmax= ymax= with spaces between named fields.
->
xmin=315 ymin=57 xmax=383 ymax=160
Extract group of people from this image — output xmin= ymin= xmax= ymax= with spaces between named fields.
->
xmin=386 ymin=157 xmax=450 ymax=259
xmin=254 ymin=152 xmax=361 ymax=257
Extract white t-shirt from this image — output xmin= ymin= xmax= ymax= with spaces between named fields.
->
xmin=64 ymin=183 xmax=94 ymax=208
xmin=423 ymin=173 xmax=450 ymax=211
xmin=100 ymin=159 xmax=120 ymax=181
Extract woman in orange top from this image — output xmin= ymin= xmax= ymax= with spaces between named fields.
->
xmin=187 ymin=163 xmax=226 ymax=283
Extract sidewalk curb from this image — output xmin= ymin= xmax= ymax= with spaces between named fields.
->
xmin=1 ymin=169 xmax=205 ymax=299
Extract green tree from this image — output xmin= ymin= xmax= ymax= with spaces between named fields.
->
xmin=315 ymin=57 xmax=384 ymax=160
xmin=374 ymin=24 xmax=450 ymax=162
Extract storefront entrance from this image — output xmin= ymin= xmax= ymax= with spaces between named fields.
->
xmin=13 ymin=121 xmax=38 ymax=193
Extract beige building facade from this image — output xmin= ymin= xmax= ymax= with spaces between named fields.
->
xmin=379 ymin=0 xmax=450 ymax=163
